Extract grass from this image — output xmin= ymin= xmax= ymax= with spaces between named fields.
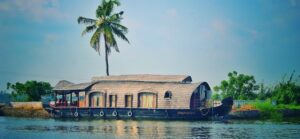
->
xmin=250 ymin=100 xmax=300 ymax=121
xmin=251 ymin=100 xmax=282 ymax=121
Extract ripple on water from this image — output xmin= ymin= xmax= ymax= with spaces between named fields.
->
xmin=1 ymin=117 xmax=300 ymax=139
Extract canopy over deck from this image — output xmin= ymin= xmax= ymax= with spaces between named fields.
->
xmin=54 ymin=80 xmax=92 ymax=91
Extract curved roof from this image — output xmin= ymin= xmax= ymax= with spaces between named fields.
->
xmin=54 ymin=80 xmax=93 ymax=91
xmin=89 ymin=81 xmax=208 ymax=109
xmin=91 ymin=74 xmax=192 ymax=83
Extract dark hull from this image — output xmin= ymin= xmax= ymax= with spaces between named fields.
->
xmin=45 ymin=104 xmax=232 ymax=120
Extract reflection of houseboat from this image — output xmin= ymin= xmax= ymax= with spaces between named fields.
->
xmin=45 ymin=75 xmax=233 ymax=120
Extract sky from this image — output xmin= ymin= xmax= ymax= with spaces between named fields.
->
xmin=0 ymin=0 xmax=300 ymax=90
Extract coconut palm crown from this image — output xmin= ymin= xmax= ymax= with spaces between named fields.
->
xmin=78 ymin=0 xmax=129 ymax=76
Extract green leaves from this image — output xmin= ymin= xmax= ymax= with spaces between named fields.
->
xmin=78 ymin=0 xmax=129 ymax=76
xmin=81 ymin=25 xmax=97 ymax=36
xmin=96 ymin=0 xmax=120 ymax=18
xmin=215 ymin=71 xmax=300 ymax=105
xmin=77 ymin=16 xmax=96 ymax=24
xmin=90 ymin=28 xmax=102 ymax=55
xmin=78 ymin=0 xmax=129 ymax=54
xmin=272 ymin=71 xmax=300 ymax=105
xmin=214 ymin=71 xmax=259 ymax=100
xmin=7 ymin=81 xmax=53 ymax=101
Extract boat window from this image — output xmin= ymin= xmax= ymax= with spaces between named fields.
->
xmin=138 ymin=92 xmax=157 ymax=108
xmin=164 ymin=91 xmax=172 ymax=99
xmin=125 ymin=95 xmax=133 ymax=108
xmin=89 ymin=92 xmax=105 ymax=107
xmin=109 ymin=95 xmax=117 ymax=107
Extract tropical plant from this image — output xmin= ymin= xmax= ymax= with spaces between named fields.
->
xmin=257 ymin=82 xmax=272 ymax=100
xmin=77 ymin=0 xmax=129 ymax=76
xmin=271 ymin=71 xmax=300 ymax=105
xmin=214 ymin=71 xmax=259 ymax=100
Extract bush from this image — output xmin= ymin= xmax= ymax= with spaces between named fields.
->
xmin=251 ymin=99 xmax=282 ymax=120
xmin=271 ymin=71 xmax=300 ymax=105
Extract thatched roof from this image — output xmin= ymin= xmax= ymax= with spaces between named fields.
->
xmin=91 ymin=74 xmax=192 ymax=83
xmin=54 ymin=80 xmax=74 ymax=89
xmin=54 ymin=80 xmax=92 ymax=91
xmin=89 ymin=81 xmax=208 ymax=109
xmin=54 ymin=75 xmax=211 ymax=109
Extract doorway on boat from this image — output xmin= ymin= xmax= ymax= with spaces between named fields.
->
xmin=138 ymin=92 xmax=157 ymax=108
xmin=89 ymin=92 xmax=106 ymax=107
xmin=190 ymin=83 xmax=211 ymax=109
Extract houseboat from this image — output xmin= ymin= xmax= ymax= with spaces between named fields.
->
xmin=44 ymin=74 xmax=233 ymax=120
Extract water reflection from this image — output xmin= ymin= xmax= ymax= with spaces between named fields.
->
xmin=2 ymin=117 xmax=300 ymax=139
xmin=7 ymin=120 xmax=215 ymax=138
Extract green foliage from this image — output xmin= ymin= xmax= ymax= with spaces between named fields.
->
xmin=78 ymin=0 xmax=129 ymax=76
xmin=214 ymin=71 xmax=259 ymax=100
xmin=211 ymin=93 xmax=221 ymax=100
xmin=257 ymin=82 xmax=272 ymax=100
xmin=7 ymin=81 xmax=53 ymax=101
xmin=251 ymin=99 xmax=283 ymax=121
xmin=271 ymin=71 xmax=300 ymax=105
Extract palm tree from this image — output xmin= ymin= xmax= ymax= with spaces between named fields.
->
xmin=78 ymin=0 xmax=129 ymax=76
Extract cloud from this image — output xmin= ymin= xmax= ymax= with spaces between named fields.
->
xmin=166 ymin=8 xmax=177 ymax=17
xmin=212 ymin=19 xmax=231 ymax=36
xmin=0 ymin=0 xmax=65 ymax=21
xmin=289 ymin=0 xmax=297 ymax=7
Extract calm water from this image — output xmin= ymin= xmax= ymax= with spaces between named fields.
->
xmin=0 ymin=117 xmax=300 ymax=139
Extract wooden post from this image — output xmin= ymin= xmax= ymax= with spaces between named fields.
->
xmin=77 ymin=92 xmax=79 ymax=107
xmin=54 ymin=91 xmax=57 ymax=106
xmin=70 ymin=92 xmax=72 ymax=106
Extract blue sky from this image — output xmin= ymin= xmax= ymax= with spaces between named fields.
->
xmin=0 ymin=0 xmax=299 ymax=90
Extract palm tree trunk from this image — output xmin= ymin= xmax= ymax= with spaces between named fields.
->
xmin=104 ymin=36 xmax=109 ymax=76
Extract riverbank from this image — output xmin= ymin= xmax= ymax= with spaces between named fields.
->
xmin=228 ymin=102 xmax=300 ymax=120
xmin=1 ymin=101 xmax=299 ymax=120
xmin=0 ymin=106 xmax=50 ymax=118
xmin=0 ymin=102 xmax=50 ymax=118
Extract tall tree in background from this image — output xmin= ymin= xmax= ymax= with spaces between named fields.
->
xmin=78 ymin=0 xmax=129 ymax=76
xmin=214 ymin=71 xmax=259 ymax=100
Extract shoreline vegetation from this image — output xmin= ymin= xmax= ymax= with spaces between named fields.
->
xmin=1 ymin=101 xmax=300 ymax=121
xmin=230 ymin=100 xmax=300 ymax=121
xmin=0 ymin=71 xmax=299 ymax=121
xmin=0 ymin=102 xmax=50 ymax=118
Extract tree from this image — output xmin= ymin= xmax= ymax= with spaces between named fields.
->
xmin=7 ymin=81 xmax=53 ymax=101
xmin=211 ymin=93 xmax=221 ymax=100
xmin=78 ymin=0 xmax=129 ymax=76
xmin=272 ymin=71 xmax=300 ymax=105
xmin=214 ymin=71 xmax=259 ymax=100
xmin=257 ymin=82 xmax=272 ymax=100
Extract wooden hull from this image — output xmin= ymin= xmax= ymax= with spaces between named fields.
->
xmin=45 ymin=104 xmax=232 ymax=120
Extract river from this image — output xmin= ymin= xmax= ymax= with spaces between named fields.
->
xmin=0 ymin=116 xmax=299 ymax=139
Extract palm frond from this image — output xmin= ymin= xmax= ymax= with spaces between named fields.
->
xmin=108 ymin=14 xmax=122 ymax=23
xmin=81 ymin=25 xmax=97 ymax=36
xmin=111 ymin=26 xmax=129 ymax=43
xmin=78 ymin=16 xmax=96 ymax=24
xmin=103 ymin=26 xmax=119 ymax=53
xmin=108 ymin=32 xmax=119 ymax=52
xmin=90 ymin=28 xmax=102 ymax=55
xmin=111 ymin=22 xmax=128 ymax=33
xmin=105 ymin=0 xmax=121 ymax=16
